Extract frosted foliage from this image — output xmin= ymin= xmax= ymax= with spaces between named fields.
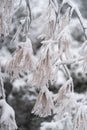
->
xmin=53 ymin=7 xmax=71 ymax=41
xmin=32 ymin=48 xmax=52 ymax=87
xmin=79 ymin=41 xmax=87 ymax=56
xmin=38 ymin=3 xmax=56 ymax=40
xmin=57 ymin=28 xmax=72 ymax=59
xmin=0 ymin=99 xmax=17 ymax=130
xmin=0 ymin=0 xmax=5 ymax=35
xmin=0 ymin=0 xmax=14 ymax=35
xmin=54 ymin=78 xmax=77 ymax=119
xmin=82 ymin=56 xmax=87 ymax=73
xmin=58 ymin=7 xmax=71 ymax=33
xmin=74 ymin=105 xmax=87 ymax=130
xmin=0 ymin=77 xmax=5 ymax=99
xmin=32 ymin=86 xmax=54 ymax=117
xmin=4 ymin=0 xmax=14 ymax=22
xmin=78 ymin=40 xmax=87 ymax=73
xmin=0 ymin=14 xmax=5 ymax=35
xmin=55 ymin=78 xmax=74 ymax=103
xmin=0 ymin=67 xmax=5 ymax=99
xmin=6 ymin=38 xmax=35 ymax=80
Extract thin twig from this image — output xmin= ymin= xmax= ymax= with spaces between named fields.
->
xmin=50 ymin=0 xmax=58 ymax=14
xmin=10 ymin=23 xmax=22 ymax=45
xmin=25 ymin=0 xmax=32 ymax=24
xmin=60 ymin=56 xmax=71 ymax=79
xmin=55 ymin=57 xmax=84 ymax=66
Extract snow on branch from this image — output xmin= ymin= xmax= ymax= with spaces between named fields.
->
xmin=61 ymin=0 xmax=87 ymax=39
xmin=0 ymin=65 xmax=17 ymax=130
xmin=0 ymin=99 xmax=17 ymax=130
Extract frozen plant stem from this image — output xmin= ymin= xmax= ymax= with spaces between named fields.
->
xmin=55 ymin=57 xmax=84 ymax=66
xmin=60 ymin=57 xmax=71 ymax=79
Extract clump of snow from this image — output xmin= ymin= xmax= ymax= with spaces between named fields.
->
xmin=12 ymin=79 xmax=26 ymax=92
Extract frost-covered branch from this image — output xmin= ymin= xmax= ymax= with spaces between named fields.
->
xmin=61 ymin=0 xmax=87 ymax=39
xmin=0 ymin=99 xmax=17 ymax=130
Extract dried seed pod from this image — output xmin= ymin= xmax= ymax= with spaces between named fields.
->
xmin=57 ymin=27 xmax=72 ymax=59
xmin=32 ymin=86 xmax=54 ymax=117
xmin=38 ymin=3 xmax=56 ymax=40
xmin=6 ymin=38 xmax=35 ymax=81
xmin=32 ymin=48 xmax=52 ymax=87
xmin=55 ymin=78 xmax=74 ymax=104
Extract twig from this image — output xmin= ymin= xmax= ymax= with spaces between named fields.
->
xmin=60 ymin=56 xmax=71 ymax=79
xmin=50 ymin=0 xmax=58 ymax=15
xmin=25 ymin=0 xmax=32 ymax=24
xmin=55 ymin=57 xmax=84 ymax=66
xmin=10 ymin=23 xmax=22 ymax=45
